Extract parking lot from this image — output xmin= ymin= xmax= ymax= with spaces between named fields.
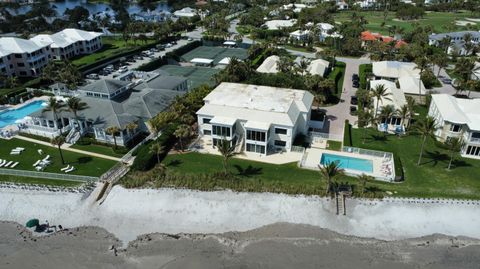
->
xmin=86 ymin=39 xmax=193 ymax=81
xmin=181 ymin=46 xmax=248 ymax=65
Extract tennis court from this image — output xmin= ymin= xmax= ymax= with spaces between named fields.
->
xmin=181 ymin=46 xmax=248 ymax=65
xmin=158 ymin=65 xmax=221 ymax=88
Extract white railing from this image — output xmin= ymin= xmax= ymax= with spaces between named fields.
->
xmin=470 ymin=137 xmax=480 ymax=144
xmin=342 ymin=146 xmax=393 ymax=159
xmin=0 ymin=168 xmax=98 ymax=182
xmin=291 ymin=145 xmax=305 ymax=153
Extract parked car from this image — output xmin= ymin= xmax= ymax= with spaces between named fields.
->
xmin=350 ymin=106 xmax=357 ymax=115
xmin=352 ymin=73 xmax=359 ymax=82
xmin=350 ymin=96 xmax=358 ymax=105
xmin=119 ymin=66 xmax=128 ymax=73
xmin=187 ymin=37 xmax=193 ymax=41
xmin=134 ymin=55 xmax=144 ymax=60
xmin=171 ymin=40 xmax=177 ymax=45
xmin=352 ymin=80 xmax=360 ymax=88
xmin=86 ymin=73 xmax=99 ymax=80
xmin=165 ymin=43 xmax=172 ymax=48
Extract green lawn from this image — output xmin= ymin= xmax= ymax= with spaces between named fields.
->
xmin=334 ymin=11 xmax=479 ymax=35
xmin=327 ymin=140 xmax=342 ymax=151
xmin=350 ymin=127 xmax=480 ymax=200
xmin=282 ymin=44 xmax=316 ymax=53
xmin=70 ymin=143 xmax=125 ymax=158
xmin=0 ymin=174 xmax=81 ymax=187
xmin=0 ymin=138 xmax=117 ymax=177
xmin=71 ymin=37 xmax=157 ymax=67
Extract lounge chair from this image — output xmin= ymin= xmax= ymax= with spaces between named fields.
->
xmin=4 ymin=161 xmax=12 ymax=167
xmin=10 ymin=151 xmax=21 ymax=155
xmin=37 ymin=149 xmax=43 ymax=155
xmin=10 ymin=162 xmax=19 ymax=168
xmin=64 ymin=166 xmax=75 ymax=173
xmin=0 ymin=160 xmax=6 ymax=167
xmin=43 ymin=155 xmax=50 ymax=161
xmin=15 ymin=147 xmax=25 ymax=151
xmin=33 ymin=160 xmax=41 ymax=167
xmin=60 ymin=165 xmax=70 ymax=172
xmin=35 ymin=166 xmax=44 ymax=171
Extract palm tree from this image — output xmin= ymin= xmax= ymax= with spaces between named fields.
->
xmin=297 ymin=57 xmax=310 ymax=76
xmin=149 ymin=111 xmax=175 ymax=136
xmin=371 ymin=84 xmax=392 ymax=118
xmin=397 ymin=104 xmax=411 ymax=130
xmin=126 ymin=121 xmax=138 ymax=137
xmin=357 ymin=173 xmax=374 ymax=194
xmin=51 ymin=135 xmax=66 ymax=165
xmin=412 ymin=116 xmax=438 ymax=166
xmin=217 ymin=137 xmax=237 ymax=176
xmin=379 ymin=104 xmax=395 ymax=125
xmin=438 ymin=36 xmax=452 ymax=54
xmin=278 ymin=56 xmax=294 ymax=74
xmin=174 ymin=124 xmax=192 ymax=151
xmin=445 ymin=137 xmax=465 ymax=170
xmin=433 ymin=53 xmax=449 ymax=77
xmin=318 ymin=161 xmax=344 ymax=195
xmin=414 ymin=56 xmax=430 ymax=103
xmin=360 ymin=110 xmax=376 ymax=143
xmin=43 ymin=97 xmax=65 ymax=130
xmin=106 ymin=126 xmax=121 ymax=149
xmin=149 ymin=142 xmax=165 ymax=164
xmin=66 ymin=97 xmax=88 ymax=133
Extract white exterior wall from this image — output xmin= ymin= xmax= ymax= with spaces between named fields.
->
xmin=1 ymin=46 xmax=51 ymax=77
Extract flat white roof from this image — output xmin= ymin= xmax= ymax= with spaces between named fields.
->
xmin=431 ymin=94 xmax=480 ymax=131
xmin=256 ymin=55 xmax=279 ymax=74
xmin=263 ymin=19 xmax=296 ymax=30
xmin=398 ymin=76 xmax=427 ymax=95
xmin=197 ymin=82 xmax=314 ymax=127
xmin=244 ymin=121 xmax=271 ymax=130
xmin=190 ymin=58 xmax=213 ymax=64
xmin=372 ymin=61 xmax=420 ymax=79
xmin=370 ymin=79 xmax=407 ymax=111
xmin=210 ymin=116 xmax=237 ymax=126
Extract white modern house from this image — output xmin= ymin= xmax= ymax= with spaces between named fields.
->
xmin=370 ymin=79 xmax=408 ymax=132
xmin=289 ymin=30 xmax=311 ymax=42
xmin=256 ymin=55 xmax=280 ymax=74
xmin=30 ymin=28 xmax=103 ymax=60
xmin=196 ymin=83 xmax=314 ymax=156
xmin=263 ymin=19 xmax=297 ymax=30
xmin=372 ymin=61 xmax=426 ymax=100
xmin=429 ymin=31 xmax=480 ymax=55
xmin=316 ymin=23 xmax=341 ymax=42
xmin=173 ymin=7 xmax=197 ymax=18
xmin=307 ymin=59 xmax=330 ymax=77
xmin=428 ymin=94 xmax=480 ymax=159
xmin=0 ymin=37 xmax=51 ymax=77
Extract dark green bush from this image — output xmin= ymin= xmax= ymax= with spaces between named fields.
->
xmin=343 ymin=120 xmax=352 ymax=147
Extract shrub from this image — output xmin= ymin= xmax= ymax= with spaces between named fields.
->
xmin=131 ymin=122 xmax=179 ymax=171
xmin=394 ymin=155 xmax=404 ymax=181
xmin=359 ymin=64 xmax=372 ymax=89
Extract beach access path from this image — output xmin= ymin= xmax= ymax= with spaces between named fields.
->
xmin=15 ymin=135 xmax=122 ymax=161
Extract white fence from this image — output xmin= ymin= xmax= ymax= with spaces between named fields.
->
xmin=309 ymin=131 xmax=343 ymax=142
xmin=0 ymin=168 xmax=98 ymax=182
xmin=342 ymin=146 xmax=393 ymax=159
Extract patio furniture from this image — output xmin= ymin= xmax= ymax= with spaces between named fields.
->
xmin=26 ymin=219 xmax=39 ymax=228
xmin=43 ymin=155 xmax=50 ymax=161
xmin=4 ymin=161 xmax=12 ymax=167
xmin=10 ymin=162 xmax=19 ymax=168
xmin=35 ymin=166 xmax=44 ymax=171
xmin=33 ymin=160 xmax=41 ymax=167
xmin=60 ymin=165 xmax=71 ymax=172
xmin=10 ymin=151 xmax=21 ymax=155
xmin=64 ymin=166 xmax=75 ymax=173
xmin=0 ymin=160 xmax=6 ymax=167
xmin=37 ymin=149 xmax=43 ymax=155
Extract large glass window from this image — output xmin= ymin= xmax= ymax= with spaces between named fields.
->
xmin=212 ymin=125 xmax=231 ymax=137
xmin=450 ymin=124 xmax=461 ymax=132
xmin=246 ymin=130 xmax=266 ymax=141
xmin=275 ymin=128 xmax=287 ymax=135
xmin=202 ymin=118 xmax=211 ymax=124
xmin=246 ymin=143 xmax=265 ymax=154
xmin=274 ymin=140 xmax=286 ymax=147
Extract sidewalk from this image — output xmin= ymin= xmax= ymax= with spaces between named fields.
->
xmin=16 ymin=136 xmax=122 ymax=162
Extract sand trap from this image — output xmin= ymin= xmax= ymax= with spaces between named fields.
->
xmin=456 ymin=20 xmax=476 ymax=26
xmin=0 ymin=186 xmax=479 ymax=244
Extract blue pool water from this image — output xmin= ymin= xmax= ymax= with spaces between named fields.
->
xmin=320 ymin=153 xmax=373 ymax=173
xmin=0 ymin=101 xmax=45 ymax=128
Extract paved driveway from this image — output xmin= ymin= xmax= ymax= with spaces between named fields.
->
xmin=431 ymin=65 xmax=480 ymax=98
xmin=317 ymin=57 xmax=371 ymax=137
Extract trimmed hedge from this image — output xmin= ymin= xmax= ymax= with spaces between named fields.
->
xmin=359 ymin=64 xmax=372 ymax=90
xmin=136 ymin=56 xmax=168 ymax=72
xmin=343 ymin=120 xmax=352 ymax=147
xmin=131 ymin=122 xmax=179 ymax=171
xmin=394 ymin=156 xmax=404 ymax=182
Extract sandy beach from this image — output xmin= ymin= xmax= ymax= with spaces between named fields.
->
xmin=1 ymin=221 xmax=480 ymax=269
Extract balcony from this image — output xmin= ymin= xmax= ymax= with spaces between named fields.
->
xmin=469 ymin=137 xmax=480 ymax=144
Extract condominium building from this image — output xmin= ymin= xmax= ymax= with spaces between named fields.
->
xmin=428 ymin=94 xmax=480 ymax=159
xmin=30 ymin=28 xmax=103 ymax=60
xmin=196 ymin=83 xmax=314 ymax=155
xmin=0 ymin=37 xmax=51 ymax=77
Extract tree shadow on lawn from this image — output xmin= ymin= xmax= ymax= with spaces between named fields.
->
xmin=166 ymin=159 xmax=183 ymax=167
xmin=421 ymin=150 xmax=450 ymax=166
xmin=234 ymin=165 xmax=263 ymax=177
xmin=67 ymin=156 xmax=93 ymax=165
xmin=363 ymin=133 xmax=389 ymax=144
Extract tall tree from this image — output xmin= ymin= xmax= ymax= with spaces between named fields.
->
xmin=106 ymin=126 xmax=121 ymax=149
xmin=51 ymin=135 xmax=66 ymax=165
xmin=66 ymin=97 xmax=88 ymax=133
xmin=445 ymin=137 xmax=465 ymax=170
xmin=412 ymin=116 xmax=438 ymax=166
xmin=318 ymin=161 xmax=344 ymax=195
xmin=357 ymin=173 xmax=374 ymax=194
xmin=217 ymin=137 xmax=237 ymax=176
xmin=371 ymin=84 xmax=392 ymax=118
xmin=43 ymin=97 xmax=65 ymax=130
xmin=126 ymin=121 xmax=138 ymax=137
xmin=174 ymin=124 xmax=192 ymax=151
xmin=149 ymin=142 xmax=165 ymax=165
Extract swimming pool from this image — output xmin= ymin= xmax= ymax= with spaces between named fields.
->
xmin=320 ymin=153 xmax=373 ymax=173
xmin=0 ymin=100 xmax=45 ymax=128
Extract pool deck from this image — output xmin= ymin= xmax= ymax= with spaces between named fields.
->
xmin=0 ymin=97 xmax=50 ymax=138
xmin=301 ymin=148 xmax=394 ymax=182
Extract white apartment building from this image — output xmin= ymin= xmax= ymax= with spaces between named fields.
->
xmin=30 ymin=28 xmax=103 ymax=60
xmin=0 ymin=37 xmax=51 ymax=77
xmin=196 ymin=83 xmax=314 ymax=156
xmin=428 ymin=94 xmax=480 ymax=159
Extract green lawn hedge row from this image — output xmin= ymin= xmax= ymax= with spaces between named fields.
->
xmin=343 ymin=120 xmax=352 ymax=147
xmin=359 ymin=64 xmax=372 ymax=89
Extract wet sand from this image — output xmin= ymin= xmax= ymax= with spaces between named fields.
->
xmin=1 ymin=221 xmax=479 ymax=269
